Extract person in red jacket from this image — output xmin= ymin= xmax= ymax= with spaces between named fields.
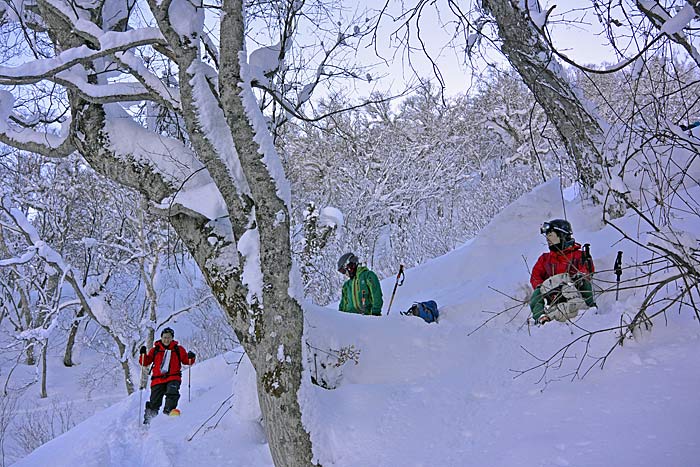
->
xmin=139 ymin=327 xmax=195 ymax=423
xmin=529 ymin=219 xmax=596 ymax=324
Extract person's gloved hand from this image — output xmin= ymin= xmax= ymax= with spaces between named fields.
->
xmin=187 ymin=351 xmax=196 ymax=360
xmin=538 ymin=314 xmax=551 ymax=325
xmin=140 ymin=346 xmax=147 ymax=355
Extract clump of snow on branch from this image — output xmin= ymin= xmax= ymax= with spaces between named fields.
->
xmin=238 ymin=51 xmax=292 ymax=207
xmin=319 ymin=206 xmax=343 ymax=228
xmin=187 ymin=60 xmax=252 ymax=198
xmin=237 ymin=227 xmax=264 ymax=305
xmin=168 ymin=182 xmax=229 ymax=221
xmin=87 ymin=296 xmax=113 ymax=328
xmin=0 ymin=90 xmax=66 ymax=148
xmin=167 ymin=0 xmax=204 ymax=40
xmin=248 ymin=42 xmax=286 ymax=87
xmin=103 ymin=105 xmax=209 ymax=189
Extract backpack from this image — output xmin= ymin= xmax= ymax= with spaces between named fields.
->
xmin=401 ymin=300 xmax=439 ymax=323
xmin=540 ymin=273 xmax=581 ymax=304
xmin=540 ymin=273 xmax=587 ymax=322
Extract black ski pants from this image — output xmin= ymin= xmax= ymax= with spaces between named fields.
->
xmin=144 ymin=380 xmax=181 ymax=422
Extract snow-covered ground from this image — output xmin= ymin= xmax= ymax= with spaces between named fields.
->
xmin=12 ymin=180 xmax=700 ymax=466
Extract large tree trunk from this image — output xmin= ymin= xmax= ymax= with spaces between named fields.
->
xmin=217 ymin=2 xmax=314 ymax=465
xmin=482 ymin=0 xmax=607 ymax=203
xmin=168 ymin=206 xmax=313 ymax=467
xmin=66 ymin=30 xmax=316 ymax=467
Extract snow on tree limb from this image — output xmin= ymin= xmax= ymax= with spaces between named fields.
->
xmin=187 ymin=60 xmax=252 ymax=198
xmin=637 ymin=0 xmax=700 ymax=68
xmin=0 ymin=250 xmax=36 ymax=267
xmin=101 ymin=105 xmax=195 ymax=184
xmin=167 ymin=0 xmax=205 ymax=40
xmin=54 ymin=71 xmax=154 ymax=103
xmin=238 ymin=54 xmax=292 ymax=209
xmin=115 ymin=51 xmax=182 ymax=110
xmin=0 ymin=28 xmax=166 ymax=85
xmin=0 ymin=91 xmax=73 ymax=156
xmin=0 ymin=126 xmax=73 ymax=157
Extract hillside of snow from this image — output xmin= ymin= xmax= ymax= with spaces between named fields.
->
xmin=12 ymin=180 xmax=700 ymax=467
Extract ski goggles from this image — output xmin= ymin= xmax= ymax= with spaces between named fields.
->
xmin=338 ymin=262 xmax=356 ymax=275
xmin=540 ymin=222 xmax=554 ymax=234
xmin=541 ymin=222 xmax=570 ymax=236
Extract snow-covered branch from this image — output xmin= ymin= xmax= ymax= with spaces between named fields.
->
xmin=637 ymin=0 xmax=700 ymax=68
xmin=115 ymin=51 xmax=182 ymax=111
xmin=0 ymin=29 xmax=166 ymax=85
xmin=0 ymin=90 xmax=74 ymax=156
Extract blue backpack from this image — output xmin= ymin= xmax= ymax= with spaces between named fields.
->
xmin=402 ymin=300 xmax=439 ymax=323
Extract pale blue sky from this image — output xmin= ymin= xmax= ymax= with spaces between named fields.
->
xmin=333 ymin=0 xmax=616 ymax=97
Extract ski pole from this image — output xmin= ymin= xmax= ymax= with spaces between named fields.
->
xmin=386 ymin=264 xmax=405 ymax=315
xmin=583 ymin=243 xmax=593 ymax=272
xmin=138 ymin=359 xmax=146 ymax=424
xmin=614 ymin=251 xmax=623 ymax=300
xmin=188 ymin=365 xmax=191 ymax=402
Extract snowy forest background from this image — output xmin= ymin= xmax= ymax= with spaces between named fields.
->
xmin=0 ymin=0 xmax=699 ymax=465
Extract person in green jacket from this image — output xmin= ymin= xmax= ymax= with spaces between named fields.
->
xmin=337 ymin=252 xmax=383 ymax=316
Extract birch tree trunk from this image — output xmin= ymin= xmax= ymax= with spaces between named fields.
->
xmin=482 ymin=0 xmax=607 ymax=203
xmin=218 ymin=2 xmax=312 ymax=463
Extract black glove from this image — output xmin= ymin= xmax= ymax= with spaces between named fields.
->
xmin=139 ymin=346 xmax=147 ymax=355
xmin=187 ymin=351 xmax=196 ymax=360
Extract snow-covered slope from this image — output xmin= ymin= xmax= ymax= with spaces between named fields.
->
xmin=13 ymin=180 xmax=700 ymax=467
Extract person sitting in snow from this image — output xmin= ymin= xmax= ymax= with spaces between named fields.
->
xmin=529 ymin=219 xmax=596 ymax=325
xmin=337 ymin=252 xmax=383 ymax=316
xmin=139 ymin=327 xmax=195 ymax=423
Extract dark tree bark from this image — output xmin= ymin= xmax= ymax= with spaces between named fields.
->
xmin=482 ymin=0 xmax=608 ymax=203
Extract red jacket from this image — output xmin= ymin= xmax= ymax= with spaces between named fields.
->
xmin=139 ymin=339 xmax=194 ymax=387
xmin=530 ymin=242 xmax=594 ymax=289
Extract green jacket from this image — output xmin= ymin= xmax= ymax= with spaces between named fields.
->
xmin=339 ymin=266 xmax=383 ymax=316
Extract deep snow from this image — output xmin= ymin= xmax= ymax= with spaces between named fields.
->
xmin=12 ymin=180 xmax=700 ymax=467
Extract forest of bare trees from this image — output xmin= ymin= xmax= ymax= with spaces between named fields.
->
xmin=0 ymin=0 xmax=699 ymax=465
